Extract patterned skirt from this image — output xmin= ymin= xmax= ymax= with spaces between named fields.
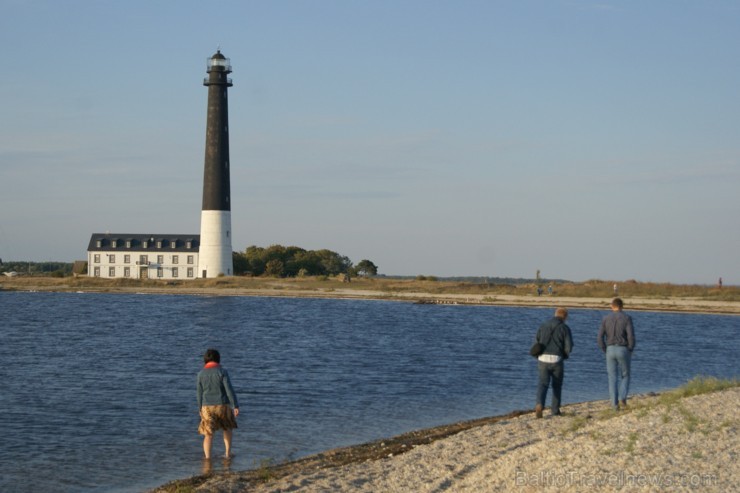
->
xmin=198 ymin=404 xmax=238 ymax=435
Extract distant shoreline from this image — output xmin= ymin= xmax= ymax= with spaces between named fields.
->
xmin=2 ymin=276 xmax=739 ymax=315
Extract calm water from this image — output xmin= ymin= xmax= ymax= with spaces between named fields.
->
xmin=0 ymin=291 xmax=737 ymax=492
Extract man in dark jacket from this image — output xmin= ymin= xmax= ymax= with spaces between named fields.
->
xmin=597 ymin=298 xmax=635 ymax=410
xmin=534 ymin=307 xmax=574 ymax=418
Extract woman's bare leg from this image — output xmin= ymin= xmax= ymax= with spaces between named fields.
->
xmin=223 ymin=429 xmax=233 ymax=458
xmin=203 ymin=434 xmax=213 ymax=459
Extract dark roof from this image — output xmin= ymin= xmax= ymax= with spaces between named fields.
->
xmin=212 ymin=50 xmax=226 ymax=59
xmin=87 ymin=233 xmax=200 ymax=252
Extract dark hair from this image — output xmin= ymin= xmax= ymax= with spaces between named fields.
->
xmin=203 ymin=348 xmax=221 ymax=364
xmin=611 ymin=298 xmax=624 ymax=309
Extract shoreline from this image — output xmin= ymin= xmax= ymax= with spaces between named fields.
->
xmin=2 ymin=278 xmax=739 ymax=315
xmin=152 ymin=383 xmax=738 ymax=492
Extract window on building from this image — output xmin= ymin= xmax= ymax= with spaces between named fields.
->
xmin=94 ymin=267 xmax=100 ymax=277
xmin=111 ymin=240 xmax=117 ymax=248
xmin=157 ymin=255 xmax=164 ymax=264
xmin=109 ymin=254 xmax=116 ymax=263
xmin=187 ymin=255 xmax=194 ymax=265
xmin=124 ymin=267 xmax=130 ymax=278
xmin=124 ymin=255 xmax=130 ymax=264
xmin=187 ymin=267 xmax=194 ymax=278
xmin=109 ymin=267 xmax=115 ymax=277
xmin=139 ymin=255 xmax=148 ymax=265
xmin=96 ymin=240 xmax=102 ymax=248
xmin=157 ymin=267 xmax=163 ymax=278
xmin=186 ymin=241 xmax=192 ymax=249
xmin=173 ymin=267 xmax=179 ymax=278
xmin=157 ymin=241 xmax=162 ymax=249
xmin=126 ymin=240 xmax=131 ymax=248
xmin=94 ymin=254 xmax=100 ymax=263
xmin=171 ymin=241 xmax=177 ymax=249
xmin=172 ymin=255 xmax=179 ymax=264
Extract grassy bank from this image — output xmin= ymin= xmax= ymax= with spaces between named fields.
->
xmin=2 ymin=275 xmax=737 ymax=300
xmin=2 ymin=275 xmax=739 ymax=315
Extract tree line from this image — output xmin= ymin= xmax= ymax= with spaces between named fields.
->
xmin=233 ymin=245 xmax=378 ymax=278
xmin=0 ymin=261 xmax=72 ymax=277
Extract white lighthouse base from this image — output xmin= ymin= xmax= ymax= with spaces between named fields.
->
xmin=198 ymin=210 xmax=233 ymax=278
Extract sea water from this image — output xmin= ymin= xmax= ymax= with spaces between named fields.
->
xmin=0 ymin=291 xmax=737 ymax=492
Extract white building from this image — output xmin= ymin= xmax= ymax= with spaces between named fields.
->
xmin=87 ymin=233 xmax=199 ymax=280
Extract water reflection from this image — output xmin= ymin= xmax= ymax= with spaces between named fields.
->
xmin=201 ymin=458 xmax=212 ymax=476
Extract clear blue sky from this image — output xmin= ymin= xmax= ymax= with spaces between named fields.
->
xmin=1 ymin=1 xmax=738 ymax=284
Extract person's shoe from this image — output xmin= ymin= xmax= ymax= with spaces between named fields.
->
xmin=552 ymin=410 xmax=561 ymax=417
xmin=620 ymin=399 xmax=628 ymax=409
xmin=535 ymin=404 xmax=543 ymax=419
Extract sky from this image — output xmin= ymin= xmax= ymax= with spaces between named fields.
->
xmin=1 ymin=1 xmax=739 ymax=284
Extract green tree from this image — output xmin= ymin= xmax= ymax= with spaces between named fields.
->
xmin=238 ymin=244 xmax=356 ymax=277
xmin=265 ymin=259 xmax=285 ymax=277
xmin=239 ymin=246 xmax=264 ymax=276
xmin=355 ymin=259 xmax=378 ymax=277
xmin=315 ymin=249 xmax=352 ymax=275
xmin=233 ymin=251 xmax=249 ymax=275
xmin=289 ymin=250 xmax=322 ymax=276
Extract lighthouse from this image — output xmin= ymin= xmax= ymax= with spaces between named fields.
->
xmin=198 ymin=50 xmax=234 ymax=278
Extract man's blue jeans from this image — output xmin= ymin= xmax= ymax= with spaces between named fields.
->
xmin=606 ymin=345 xmax=631 ymax=407
xmin=536 ymin=360 xmax=564 ymax=414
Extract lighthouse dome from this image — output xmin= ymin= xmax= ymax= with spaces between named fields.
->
xmin=206 ymin=50 xmax=231 ymax=73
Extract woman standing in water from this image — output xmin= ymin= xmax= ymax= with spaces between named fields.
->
xmin=196 ymin=348 xmax=240 ymax=459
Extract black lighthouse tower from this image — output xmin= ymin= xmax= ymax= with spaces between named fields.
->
xmin=198 ymin=50 xmax=234 ymax=277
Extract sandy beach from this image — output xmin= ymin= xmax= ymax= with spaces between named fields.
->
xmin=153 ymin=384 xmax=738 ymax=493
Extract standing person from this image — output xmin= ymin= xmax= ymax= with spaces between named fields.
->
xmin=597 ymin=298 xmax=635 ymax=410
xmin=197 ymin=348 xmax=240 ymax=459
xmin=533 ymin=307 xmax=573 ymax=418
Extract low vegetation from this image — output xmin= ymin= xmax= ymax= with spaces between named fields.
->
xmin=657 ymin=375 xmax=739 ymax=405
xmin=2 ymin=273 xmax=738 ymax=304
xmin=610 ymin=377 xmax=736 ymax=433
